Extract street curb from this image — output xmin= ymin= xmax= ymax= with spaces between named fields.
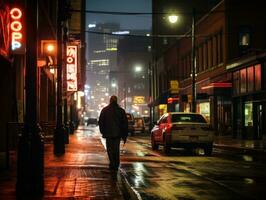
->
xmin=119 ymin=169 xmax=142 ymax=200
xmin=214 ymin=144 xmax=266 ymax=155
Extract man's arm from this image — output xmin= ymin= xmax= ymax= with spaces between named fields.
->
xmin=98 ymin=110 xmax=105 ymax=134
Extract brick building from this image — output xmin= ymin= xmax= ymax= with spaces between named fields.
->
xmin=151 ymin=0 xmax=266 ymax=138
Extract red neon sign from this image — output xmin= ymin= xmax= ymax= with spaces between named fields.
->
xmin=10 ymin=8 xmax=24 ymax=53
xmin=201 ymin=82 xmax=232 ymax=90
xmin=66 ymin=45 xmax=78 ymax=91
xmin=167 ymin=97 xmax=179 ymax=104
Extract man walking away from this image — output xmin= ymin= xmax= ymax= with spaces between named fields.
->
xmin=98 ymin=95 xmax=128 ymax=171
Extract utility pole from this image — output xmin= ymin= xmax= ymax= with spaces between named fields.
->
xmin=16 ymin=0 xmax=44 ymax=196
xmin=191 ymin=8 xmax=197 ymax=113
xmin=63 ymin=25 xmax=70 ymax=141
xmin=54 ymin=0 xmax=66 ymax=155
xmin=124 ymin=82 xmax=126 ymax=110
xmin=148 ymin=62 xmax=153 ymax=131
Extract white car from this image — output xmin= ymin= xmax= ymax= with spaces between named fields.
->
xmin=151 ymin=112 xmax=214 ymax=155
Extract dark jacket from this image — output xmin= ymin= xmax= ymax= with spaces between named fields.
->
xmin=98 ymin=102 xmax=128 ymax=138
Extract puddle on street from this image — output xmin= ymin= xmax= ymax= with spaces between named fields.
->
xmin=242 ymin=155 xmax=253 ymax=162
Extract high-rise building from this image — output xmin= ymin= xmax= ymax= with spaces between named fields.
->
xmin=117 ymin=30 xmax=152 ymax=115
xmin=86 ymin=23 xmax=120 ymax=117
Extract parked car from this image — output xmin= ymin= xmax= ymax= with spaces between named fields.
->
xmin=143 ymin=116 xmax=150 ymax=132
xmin=133 ymin=117 xmax=145 ymax=134
xmin=126 ymin=113 xmax=135 ymax=135
xmin=151 ymin=112 xmax=214 ymax=155
xmin=87 ymin=118 xmax=98 ymax=126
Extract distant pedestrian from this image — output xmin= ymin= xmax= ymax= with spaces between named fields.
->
xmin=98 ymin=95 xmax=128 ymax=171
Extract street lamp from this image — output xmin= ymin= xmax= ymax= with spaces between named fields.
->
xmin=134 ymin=65 xmax=142 ymax=73
xmin=168 ymin=10 xmax=196 ymax=112
xmin=168 ymin=15 xmax=179 ymax=24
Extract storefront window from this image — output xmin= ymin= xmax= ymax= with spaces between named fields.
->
xmin=184 ymin=103 xmax=190 ymax=113
xmin=199 ymin=102 xmax=210 ymax=122
xmin=175 ymin=104 xmax=180 ymax=112
xmin=240 ymin=68 xmax=247 ymax=93
xmin=244 ymin=102 xmax=253 ymax=126
xmin=233 ymin=71 xmax=240 ymax=95
xmin=255 ymin=64 xmax=261 ymax=91
xmin=247 ymin=66 xmax=254 ymax=92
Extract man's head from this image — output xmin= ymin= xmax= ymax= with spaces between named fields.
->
xmin=110 ymin=95 xmax=118 ymax=104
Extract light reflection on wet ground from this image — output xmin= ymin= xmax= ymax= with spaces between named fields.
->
xmin=121 ymin=162 xmax=245 ymax=200
xmin=120 ymin=136 xmax=266 ymax=200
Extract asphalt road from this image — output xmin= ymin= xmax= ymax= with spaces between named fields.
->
xmin=116 ymin=135 xmax=266 ymax=200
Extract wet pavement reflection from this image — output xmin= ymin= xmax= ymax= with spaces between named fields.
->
xmin=119 ymin=136 xmax=266 ymax=200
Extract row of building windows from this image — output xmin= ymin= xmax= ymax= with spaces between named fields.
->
xmin=233 ymin=64 xmax=261 ymax=95
xmin=181 ymin=30 xmax=224 ymax=79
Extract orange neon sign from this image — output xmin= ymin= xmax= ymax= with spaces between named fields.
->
xmin=66 ymin=45 xmax=78 ymax=91
xmin=10 ymin=8 xmax=24 ymax=53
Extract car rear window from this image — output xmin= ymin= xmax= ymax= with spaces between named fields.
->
xmin=171 ymin=114 xmax=207 ymax=123
xmin=135 ymin=118 xmax=144 ymax=125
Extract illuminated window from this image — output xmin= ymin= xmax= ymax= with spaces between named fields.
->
xmin=233 ymin=71 xmax=240 ymax=95
xmin=93 ymin=50 xmax=106 ymax=53
xmin=199 ymin=102 xmax=210 ymax=122
xmin=240 ymin=68 xmax=247 ymax=93
xmin=247 ymin=66 xmax=254 ymax=92
xmin=239 ymin=33 xmax=250 ymax=46
xmin=244 ymin=102 xmax=253 ymax=126
xmin=90 ymin=59 xmax=109 ymax=66
xmin=255 ymin=64 xmax=261 ymax=90
xmin=239 ymin=26 xmax=251 ymax=54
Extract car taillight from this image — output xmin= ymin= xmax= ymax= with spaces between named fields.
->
xmin=165 ymin=124 xmax=172 ymax=133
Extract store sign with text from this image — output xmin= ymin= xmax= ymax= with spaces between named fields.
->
xmin=10 ymin=7 xmax=25 ymax=54
xmin=66 ymin=45 xmax=77 ymax=91
xmin=133 ymin=96 xmax=146 ymax=104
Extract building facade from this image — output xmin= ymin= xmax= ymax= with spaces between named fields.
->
xmin=117 ymin=34 xmax=151 ymax=115
xmin=86 ymin=23 xmax=120 ymax=117
xmin=151 ymin=0 xmax=266 ymax=139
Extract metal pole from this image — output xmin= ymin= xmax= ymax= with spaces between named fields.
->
xmin=124 ymin=82 xmax=126 ymax=110
xmin=191 ymin=8 xmax=197 ymax=113
xmin=63 ymin=25 xmax=70 ymax=143
xmin=17 ymin=0 xmax=44 ymax=196
xmin=54 ymin=0 xmax=65 ymax=155
xmin=148 ymin=62 xmax=152 ymax=131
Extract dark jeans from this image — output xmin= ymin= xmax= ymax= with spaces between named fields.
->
xmin=106 ymin=137 xmax=121 ymax=170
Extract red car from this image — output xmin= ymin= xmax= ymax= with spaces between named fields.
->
xmin=151 ymin=112 xmax=214 ymax=155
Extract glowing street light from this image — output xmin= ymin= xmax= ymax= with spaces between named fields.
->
xmin=46 ymin=44 xmax=55 ymax=52
xmin=111 ymin=82 xmax=117 ymax=88
xmin=168 ymin=15 xmax=179 ymax=24
xmin=134 ymin=65 xmax=142 ymax=73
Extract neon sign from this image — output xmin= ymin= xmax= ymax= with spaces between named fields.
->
xmin=10 ymin=8 xmax=24 ymax=53
xmin=66 ymin=45 xmax=78 ymax=91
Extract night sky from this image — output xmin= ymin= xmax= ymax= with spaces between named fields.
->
xmin=86 ymin=0 xmax=152 ymax=30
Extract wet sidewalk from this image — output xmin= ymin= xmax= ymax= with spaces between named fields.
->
xmin=214 ymin=135 xmax=266 ymax=154
xmin=0 ymin=126 xmax=130 ymax=199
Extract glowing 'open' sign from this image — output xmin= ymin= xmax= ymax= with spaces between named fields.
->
xmin=10 ymin=8 xmax=24 ymax=53
xmin=66 ymin=45 xmax=78 ymax=91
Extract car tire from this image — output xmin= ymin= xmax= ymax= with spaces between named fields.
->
xmin=163 ymin=136 xmax=171 ymax=154
xmin=204 ymin=143 xmax=213 ymax=156
xmin=151 ymin=134 xmax=159 ymax=150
